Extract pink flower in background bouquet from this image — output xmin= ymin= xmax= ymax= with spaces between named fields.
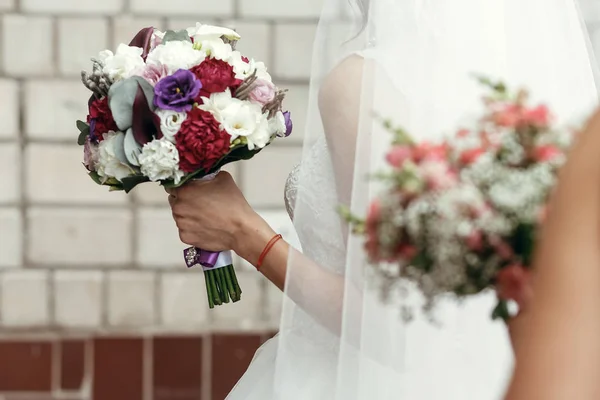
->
xmin=341 ymin=77 xmax=572 ymax=321
xmin=77 ymin=23 xmax=293 ymax=309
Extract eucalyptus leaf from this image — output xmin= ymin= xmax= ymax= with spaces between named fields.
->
xmin=77 ymin=130 xmax=89 ymax=146
xmin=88 ymin=171 xmax=103 ymax=185
xmin=108 ymin=76 xmax=155 ymax=131
xmin=76 ymin=120 xmax=90 ymax=145
xmin=124 ymin=128 xmax=143 ymax=166
xmin=162 ymin=29 xmax=192 ymax=43
xmin=121 ymin=175 xmax=150 ymax=193
xmin=76 ymin=120 xmax=89 ymax=133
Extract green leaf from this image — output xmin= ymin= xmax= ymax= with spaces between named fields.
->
xmin=162 ymin=30 xmax=192 ymax=43
xmin=76 ymin=120 xmax=90 ymax=145
xmin=88 ymin=171 xmax=103 ymax=185
xmin=121 ymin=175 xmax=150 ymax=193
xmin=511 ymin=223 xmax=536 ymax=266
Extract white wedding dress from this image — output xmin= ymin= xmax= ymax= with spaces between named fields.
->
xmin=227 ymin=0 xmax=599 ymax=398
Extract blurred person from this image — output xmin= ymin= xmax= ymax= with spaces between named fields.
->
xmin=168 ymin=0 xmax=599 ymax=398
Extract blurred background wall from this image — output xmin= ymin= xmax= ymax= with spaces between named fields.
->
xmin=0 ymin=1 xmax=600 ymax=399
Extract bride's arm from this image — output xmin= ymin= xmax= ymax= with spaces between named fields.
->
xmin=504 ymin=109 xmax=600 ymax=399
xmin=234 ymin=55 xmax=368 ymax=333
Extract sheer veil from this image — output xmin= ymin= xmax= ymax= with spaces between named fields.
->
xmin=228 ymin=0 xmax=599 ymax=399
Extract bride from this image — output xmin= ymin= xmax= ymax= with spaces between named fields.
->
xmin=167 ymin=0 xmax=599 ymax=398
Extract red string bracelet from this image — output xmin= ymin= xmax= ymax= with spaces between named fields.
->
xmin=256 ymin=234 xmax=283 ymax=270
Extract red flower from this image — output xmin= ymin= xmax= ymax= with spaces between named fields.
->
xmin=190 ymin=59 xmax=243 ymax=99
xmin=365 ymin=200 xmax=382 ymax=261
xmin=175 ymin=108 xmax=231 ymax=173
xmin=459 ymin=147 xmax=485 ymax=165
xmin=87 ymin=97 xmax=118 ymax=141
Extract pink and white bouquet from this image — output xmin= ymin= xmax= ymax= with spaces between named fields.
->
xmin=76 ymin=24 xmax=293 ymax=309
xmin=342 ymin=77 xmax=572 ymax=321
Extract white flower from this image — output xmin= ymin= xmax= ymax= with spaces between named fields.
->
xmin=200 ymin=90 xmax=271 ymax=150
xmin=228 ymin=51 xmax=252 ymax=79
xmin=155 ymin=109 xmax=187 ymax=143
xmin=195 ymin=38 xmax=233 ymax=61
xmin=248 ymin=59 xmax=272 ymax=82
xmin=98 ymin=44 xmax=145 ymax=82
xmin=199 ymin=89 xmax=236 ymax=115
xmin=146 ymin=41 xmax=206 ymax=73
xmin=186 ymin=23 xmax=241 ymax=41
xmin=96 ymin=131 xmax=135 ymax=181
xmin=268 ymin=111 xmax=287 ymax=136
xmin=138 ymin=139 xmax=185 ymax=184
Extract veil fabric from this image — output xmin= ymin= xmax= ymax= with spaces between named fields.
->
xmin=228 ymin=0 xmax=599 ymax=399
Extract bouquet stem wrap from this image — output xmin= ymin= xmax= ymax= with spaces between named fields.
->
xmin=182 ymin=172 xmax=242 ymax=308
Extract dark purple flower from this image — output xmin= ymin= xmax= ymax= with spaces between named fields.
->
xmin=153 ymin=69 xmax=202 ymax=112
xmin=283 ymin=111 xmax=293 ymax=137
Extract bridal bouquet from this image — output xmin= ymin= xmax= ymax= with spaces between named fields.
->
xmin=342 ymin=77 xmax=571 ymax=321
xmin=76 ymin=23 xmax=293 ymax=308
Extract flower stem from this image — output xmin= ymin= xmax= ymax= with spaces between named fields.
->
xmin=205 ymin=271 xmax=215 ymax=309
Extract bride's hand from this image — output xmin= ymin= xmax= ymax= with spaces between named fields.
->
xmin=167 ymin=172 xmax=274 ymax=258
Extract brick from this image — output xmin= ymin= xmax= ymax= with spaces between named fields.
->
xmin=54 ymin=270 xmax=103 ymax=328
xmin=58 ymin=18 xmax=109 ymax=76
xmin=165 ymin=18 xmax=217 ymax=32
xmin=24 ymin=80 xmax=91 ymax=140
xmin=278 ymin=84 xmax=309 ymax=144
xmin=0 ymin=144 xmax=20 ymax=204
xmin=241 ymin=146 xmax=302 ymax=208
xmin=160 ymin=272 xmax=209 ymax=328
xmin=25 ymin=144 xmax=128 ymax=204
xmin=0 ymin=341 xmax=52 ymax=391
xmin=0 ymin=79 xmax=19 ymax=138
xmin=0 ymin=0 xmax=14 ymax=11
xmin=153 ymin=337 xmax=203 ymax=400
xmin=1 ymin=15 xmax=54 ymax=77
xmin=211 ymin=272 xmax=264 ymax=326
xmin=273 ymin=24 xmax=318 ymax=80
xmin=222 ymin=21 xmax=270 ymax=65
xmin=136 ymin=208 xmax=185 ymax=268
xmin=93 ymin=338 xmax=143 ymax=400
xmin=60 ymin=340 xmax=86 ymax=391
xmin=112 ymin=16 xmax=162 ymax=48
xmin=0 ymin=208 xmax=21 ymax=268
xmin=107 ymin=270 xmax=155 ymax=326
xmin=130 ymin=0 xmax=233 ymax=17
xmin=239 ymin=0 xmax=323 ymax=18
xmin=27 ymin=207 xmax=132 ymax=265
xmin=1 ymin=270 xmax=50 ymax=327
xmin=22 ymin=0 xmax=123 ymax=14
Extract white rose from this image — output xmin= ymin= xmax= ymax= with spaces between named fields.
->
xmin=96 ymin=131 xmax=135 ymax=181
xmin=138 ymin=139 xmax=185 ymax=184
xmin=155 ymin=109 xmax=187 ymax=143
xmin=186 ymin=23 xmax=241 ymax=41
xmin=195 ymin=38 xmax=233 ymax=61
xmin=268 ymin=111 xmax=287 ymax=136
xmin=146 ymin=41 xmax=206 ymax=73
xmin=98 ymin=44 xmax=145 ymax=82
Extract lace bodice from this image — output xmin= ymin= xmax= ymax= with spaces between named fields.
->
xmin=283 ymin=138 xmax=346 ymax=273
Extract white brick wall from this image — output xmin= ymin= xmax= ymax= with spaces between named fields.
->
xmin=1 ymin=0 xmax=599 ymax=335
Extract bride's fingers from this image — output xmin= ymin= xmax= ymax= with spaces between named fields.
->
xmin=168 ymin=194 xmax=177 ymax=207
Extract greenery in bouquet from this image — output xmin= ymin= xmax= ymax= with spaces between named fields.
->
xmin=341 ymin=77 xmax=575 ymax=321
